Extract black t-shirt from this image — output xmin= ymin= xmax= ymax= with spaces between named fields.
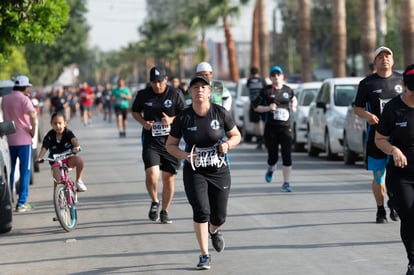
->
xmin=377 ymin=95 xmax=414 ymax=169
xmin=42 ymin=128 xmax=76 ymax=158
xmin=170 ymin=104 xmax=235 ymax=171
xmin=170 ymin=104 xmax=235 ymax=148
xmin=51 ymin=96 xmax=68 ymax=112
xmin=247 ymin=76 xmax=267 ymax=102
xmin=257 ymin=84 xmax=294 ymax=127
xmin=131 ymin=85 xmax=185 ymax=147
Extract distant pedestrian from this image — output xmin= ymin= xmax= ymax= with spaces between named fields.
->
xmin=102 ymin=83 xmax=113 ymax=123
xmin=112 ymin=78 xmax=131 ymax=137
xmin=1 ymin=75 xmax=37 ymax=212
xmin=131 ymin=66 xmax=185 ymax=224
xmin=166 ymin=76 xmax=241 ymax=270
xmin=78 ymin=81 xmax=94 ymax=126
xmin=247 ymin=66 xmax=267 ymax=149
xmin=196 ymin=62 xmax=232 ymax=111
xmin=253 ymin=66 xmax=297 ymax=192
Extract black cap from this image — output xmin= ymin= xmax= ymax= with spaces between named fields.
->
xmin=150 ymin=66 xmax=167 ymax=82
xmin=189 ymin=76 xmax=211 ymax=87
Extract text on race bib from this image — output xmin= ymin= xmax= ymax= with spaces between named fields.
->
xmin=193 ymin=146 xmax=227 ymax=168
xmin=152 ymin=122 xmax=171 ymax=136
xmin=273 ymin=108 xmax=290 ymax=121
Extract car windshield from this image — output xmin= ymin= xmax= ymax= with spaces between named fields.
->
xmin=334 ymin=85 xmax=358 ymax=106
xmin=299 ymin=89 xmax=318 ymax=106
xmin=241 ymin=84 xmax=250 ymax=97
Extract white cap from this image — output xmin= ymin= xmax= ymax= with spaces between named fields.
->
xmin=196 ymin=62 xmax=213 ymax=73
xmin=374 ymin=46 xmax=393 ymax=59
xmin=14 ymin=75 xmax=32 ymax=87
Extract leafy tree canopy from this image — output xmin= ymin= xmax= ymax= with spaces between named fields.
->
xmin=0 ymin=0 xmax=69 ymax=64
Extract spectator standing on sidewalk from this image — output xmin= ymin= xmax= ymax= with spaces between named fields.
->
xmin=1 ymin=75 xmax=37 ymax=212
xmin=131 ymin=66 xmax=185 ymax=224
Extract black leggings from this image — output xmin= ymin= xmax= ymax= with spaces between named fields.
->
xmin=386 ymin=167 xmax=414 ymax=264
xmin=264 ymin=124 xmax=292 ymax=166
xmin=183 ymin=164 xmax=230 ymax=226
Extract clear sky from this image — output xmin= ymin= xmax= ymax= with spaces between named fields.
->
xmin=86 ymin=0 xmax=280 ymax=52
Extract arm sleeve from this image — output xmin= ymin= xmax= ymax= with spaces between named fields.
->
xmin=169 ymin=113 xmax=183 ymax=139
xmin=354 ymin=81 xmax=367 ymax=108
xmin=376 ymin=103 xmax=394 ymax=136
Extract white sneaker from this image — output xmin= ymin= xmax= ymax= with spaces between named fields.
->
xmin=76 ymin=179 xmax=87 ymax=192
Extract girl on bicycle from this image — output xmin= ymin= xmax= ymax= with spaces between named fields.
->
xmin=36 ymin=112 xmax=87 ymax=192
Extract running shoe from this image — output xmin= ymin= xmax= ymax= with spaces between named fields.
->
xmin=388 ymin=200 xmax=399 ymax=221
xmin=148 ymin=201 xmax=159 ymax=221
xmin=160 ymin=210 xmax=172 ymax=224
xmin=376 ymin=207 xmax=388 ymax=224
xmin=76 ymin=179 xmax=87 ymax=192
xmin=16 ymin=203 xmax=32 ymax=212
xmin=196 ymin=254 xmax=211 ymax=270
xmin=265 ymin=170 xmax=273 ymax=183
xmin=281 ymin=182 xmax=292 ymax=192
xmin=210 ymin=230 xmax=225 ymax=252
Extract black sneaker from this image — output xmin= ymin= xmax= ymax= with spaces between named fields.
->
xmin=376 ymin=207 xmax=388 ymax=224
xmin=210 ymin=230 xmax=225 ymax=252
xmin=388 ymin=200 xmax=399 ymax=221
xmin=196 ymin=254 xmax=211 ymax=270
xmin=148 ymin=202 xmax=159 ymax=221
xmin=160 ymin=210 xmax=172 ymax=224
xmin=407 ymin=264 xmax=414 ymax=275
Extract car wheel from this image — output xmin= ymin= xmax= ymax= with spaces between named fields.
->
xmin=325 ymin=131 xmax=338 ymax=160
xmin=307 ymin=131 xmax=319 ymax=157
xmin=343 ymin=133 xmax=357 ymax=165
xmin=0 ymin=167 xmax=13 ymax=233
xmin=292 ymin=126 xmax=304 ymax=152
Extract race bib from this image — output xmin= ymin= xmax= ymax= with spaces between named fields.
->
xmin=379 ymin=98 xmax=391 ymax=114
xmin=273 ymin=108 xmax=290 ymax=121
xmin=151 ymin=122 xmax=171 ymax=136
xmin=192 ymin=146 xmax=227 ymax=169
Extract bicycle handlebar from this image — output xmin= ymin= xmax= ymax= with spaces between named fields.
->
xmin=38 ymin=148 xmax=81 ymax=163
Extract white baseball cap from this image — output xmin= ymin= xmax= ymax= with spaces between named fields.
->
xmin=14 ymin=75 xmax=32 ymax=87
xmin=196 ymin=62 xmax=213 ymax=73
xmin=374 ymin=46 xmax=393 ymax=59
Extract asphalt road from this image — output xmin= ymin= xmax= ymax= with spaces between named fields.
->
xmin=0 ymin=111 xmax=407 ymax=275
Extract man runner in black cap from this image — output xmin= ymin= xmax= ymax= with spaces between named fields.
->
xmin=132 ymin=66 xmax=185 ymax=224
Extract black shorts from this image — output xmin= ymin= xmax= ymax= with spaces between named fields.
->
xmin=114 ymin=107 xmax=128 ymax=120
xmin=142 ymin=144 xmax=180 ymax=174
xmin=249 ymin=107 xmax=264 ymax=123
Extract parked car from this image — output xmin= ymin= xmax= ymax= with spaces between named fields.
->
xmin=307 ymin=77 xmax=363 ymax=160
xmin=292 ymin=82 xmax=322 ymax=151
xmin=343 ymin=101 xmax=366 ymax=165
xmin=0 ymin=80 xmax=18 ymax=233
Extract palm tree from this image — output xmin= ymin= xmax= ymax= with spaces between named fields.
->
xmin=400 ymin=0 xmax=414 ymax=68
xmin=257 ymin=0 xmax=269 ymax=78
xmin=360 ymin=0 xmax=376 ymax=75
xmin=299 ymin=0 xmax=311 ymax=82
xmin=332 ymin=0 xmax=346 ymax=77
xmin=250 ymin=1 xmax=260 ymax=71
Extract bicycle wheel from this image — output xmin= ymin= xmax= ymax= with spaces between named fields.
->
xmin=54 ymin=183 xmax=77 ymax=232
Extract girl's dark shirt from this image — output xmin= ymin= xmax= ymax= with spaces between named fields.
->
xmin=258 ymin=84 xmax=294 ymax=127
xmin=42 ymin=128 xmax=75 ymax=158
xmin=377 ymin=95 xmax=414 ymax=169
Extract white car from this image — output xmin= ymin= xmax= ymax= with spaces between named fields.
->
xmin=307 ymin=77 xmax=363 ymax=160
xmin=343 ymin=101 xmax=366 ymax=165
xmin=292 ymin=82 xmax=322 ymax=151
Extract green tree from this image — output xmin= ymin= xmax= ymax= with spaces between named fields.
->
xmin=0 ymin=0 xmax=69 ymax=64
xmin=24 ymin=0 xmax=89 ymax=86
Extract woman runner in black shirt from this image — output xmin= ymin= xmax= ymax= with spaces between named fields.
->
xmin=166 ymin=76 xmax=241 ymax=270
